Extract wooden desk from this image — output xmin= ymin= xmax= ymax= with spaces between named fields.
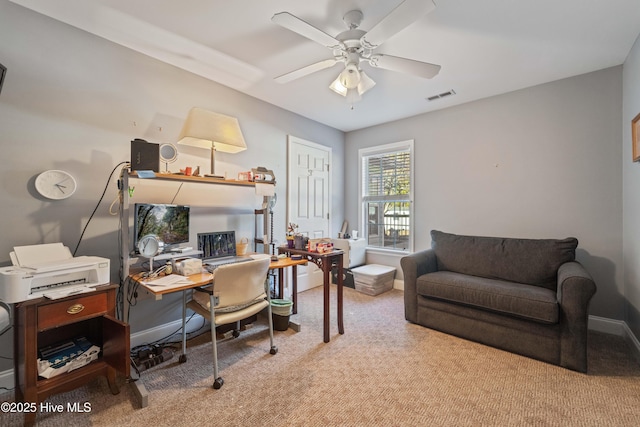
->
xmin=135 ymin=257 xmax=306 ymax=317
xmin=277 ymin=247 xmax=345 ymax=343
xmin=133 ymin=257 xmax=306 ymax=353
xmin=136 ymin=258 xmax=306 ymax=305
xmin=130 ymin=257 xmax=308 ymax=402
xmin=136 ymin=272 xmax=213 ymax=299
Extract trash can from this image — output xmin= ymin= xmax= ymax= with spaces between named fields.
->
xmin=270 ymin=299 xmax=293 ymax=331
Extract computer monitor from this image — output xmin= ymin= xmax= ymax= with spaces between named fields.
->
xmin=197 ymin=231 xmax=237 ymax=259
xmin=134 ymin=203 xmax=190 ymax=252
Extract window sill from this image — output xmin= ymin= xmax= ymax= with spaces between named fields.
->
xmin=365 ymin=247 xmax=410 ymax=257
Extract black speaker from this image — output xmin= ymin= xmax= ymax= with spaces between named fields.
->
xmin=0 ymin=63 xmax=6 ymax=95
xmin=130 ymin=139 xmax=159 ymax=172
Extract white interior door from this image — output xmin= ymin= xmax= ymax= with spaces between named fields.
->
xmin=287 ymin=135 xmax=331 ymax=292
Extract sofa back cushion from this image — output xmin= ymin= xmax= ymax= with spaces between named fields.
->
xmin=430 ymin=230 xmax=577 ymax=290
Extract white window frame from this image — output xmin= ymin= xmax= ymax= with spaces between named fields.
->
xmin=358 ymin=140 xmax=414 ymax=253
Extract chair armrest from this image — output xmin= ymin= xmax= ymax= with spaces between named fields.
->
xmin=401 ymin=249 xmax=438 ymax=323
xmin=556 ymin=261 xmax=597 ymax=372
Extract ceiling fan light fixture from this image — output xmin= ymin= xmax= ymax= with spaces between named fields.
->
xmin=339 ymin=63 xmax=361 ymax=89
xmin=331 ymin=67 xmax=376 ymax=99
xmin=329 ymin=76 xmax=348 ymax=96
xmin=357 ymin=70 xmax=376 ymax=95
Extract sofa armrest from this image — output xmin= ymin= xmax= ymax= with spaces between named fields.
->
xmin=557 ymin=261 xmax=597 ymax=312
xmin=556 ymin=261 xmax=597 ymax=372
xmin=401 ymin=249 xmax=438 ymax=323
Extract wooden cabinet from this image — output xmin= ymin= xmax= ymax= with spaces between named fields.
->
xmin=13 ymin=284 xmax=129 ymax=426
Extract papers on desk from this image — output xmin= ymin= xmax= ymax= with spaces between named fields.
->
xmin=140 ymin=274 xmax=193 ymax=288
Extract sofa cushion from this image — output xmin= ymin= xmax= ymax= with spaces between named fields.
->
xmin=430 ymin=230 xmax=577 ymax=290
xmin=416 ymin=271 xmax=559 ymax=324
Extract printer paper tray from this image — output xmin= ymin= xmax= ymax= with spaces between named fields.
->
xmin=37 ymin=284 xmax=99 ymax=300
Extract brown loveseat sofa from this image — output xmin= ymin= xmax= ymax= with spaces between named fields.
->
xmin=401 ymin=230 xmax=597 ymax=372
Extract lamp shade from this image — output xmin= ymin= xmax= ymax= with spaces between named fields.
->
xmin=178 ymin=108 xmax=247 ymax=153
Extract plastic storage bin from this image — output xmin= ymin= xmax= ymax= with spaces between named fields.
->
xmin=351 ymin=264 xmax=396 ymax=296
xmin=330 ymin=238 xmax=367 ymax=268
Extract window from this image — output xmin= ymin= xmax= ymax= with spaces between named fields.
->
xmin=359 ymin=140 xmax=413 ymax=252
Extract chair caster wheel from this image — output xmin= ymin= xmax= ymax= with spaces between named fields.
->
xmin=270 ymin=346 xmax=278 ymax=355
xmin=213 ymin=377 xmax=224 ymax=389
xmin=232 ymin=330 xmax=240 ymax=338
xmin=178 ymin=354 xmax=187 ymax=363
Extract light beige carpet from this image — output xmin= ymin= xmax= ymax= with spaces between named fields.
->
xmin=2 ymin=286 xmax=640 ymax=426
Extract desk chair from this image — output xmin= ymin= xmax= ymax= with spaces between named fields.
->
xmin=184 ymin=256 xmax=277 ymax=389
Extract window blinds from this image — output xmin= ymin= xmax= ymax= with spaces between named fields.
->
xmin=363 ymin=150 xmax=411 ymax=202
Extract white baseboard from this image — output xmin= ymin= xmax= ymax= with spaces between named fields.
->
xmin=393 ymin=278 xmax=404 ymax=291
xmin=130 ymin=314 xmax=209 ymax=349
xmin=589 ymin=315 xmax=640 ymax=362
xmin=588 ymin=315 xmax=627 ymax=335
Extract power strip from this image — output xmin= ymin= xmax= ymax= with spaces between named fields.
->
xmin=133 ymin=348 xmax=174 ymax=372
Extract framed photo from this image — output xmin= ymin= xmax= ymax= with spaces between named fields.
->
xmin=634 ymin=112 xmax=640 ymax=162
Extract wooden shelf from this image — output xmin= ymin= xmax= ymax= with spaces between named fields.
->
xmin=129 ymin=172 xmax=256 ymax=187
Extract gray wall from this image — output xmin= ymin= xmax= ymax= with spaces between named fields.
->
xmin=622 ymin=34 xmax=640 ymax=340
xmin=345 ymin=67 xmax=624 ymax=321
xmin=0 ymin=1 xmax=344 ymax=371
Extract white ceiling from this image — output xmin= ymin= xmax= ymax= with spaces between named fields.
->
xmin=10 ymin=0 xmax=640 ymax=132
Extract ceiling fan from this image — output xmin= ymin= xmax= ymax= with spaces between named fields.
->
xmin=271 ymin=0 xmax=441 ymax=105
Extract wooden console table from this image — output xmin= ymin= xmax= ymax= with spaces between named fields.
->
xmin=13 ymin=283 xmax=130 ymax=426
xmin=277 ymin=247 xmax=344 ymax=342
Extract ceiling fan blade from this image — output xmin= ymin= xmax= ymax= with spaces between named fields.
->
xmin=275 ymin=58 xmax=339 ymax=83
xmin=272 ymin=12 xmax=343 ymax=49
xmin=369 ymin=54 xmax=441 ymax=79
xmin=361 ymin=0 xmax=436 ymax=49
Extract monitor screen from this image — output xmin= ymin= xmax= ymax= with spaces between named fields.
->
xmin=134 ymin=204 xmax=190 ymax=251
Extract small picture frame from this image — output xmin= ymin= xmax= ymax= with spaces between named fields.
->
xmin=633 ymin=112 xmax=640 ymax=162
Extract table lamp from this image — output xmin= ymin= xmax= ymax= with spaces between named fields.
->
xmin=177 ymin=108 xmax=247 ymax=178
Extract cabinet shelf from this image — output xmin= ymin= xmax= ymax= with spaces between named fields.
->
xmin=35 ymin=359 xmax=115 ymax=396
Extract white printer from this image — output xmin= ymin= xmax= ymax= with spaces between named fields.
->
xmin=0 ymin=243 xmax=110 ymax=303
xmin=330 ymin=238 xmax=366 ymax=269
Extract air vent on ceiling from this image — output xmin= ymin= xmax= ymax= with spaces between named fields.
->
xmin=426 ymin=89 xmax=456 ymax=102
